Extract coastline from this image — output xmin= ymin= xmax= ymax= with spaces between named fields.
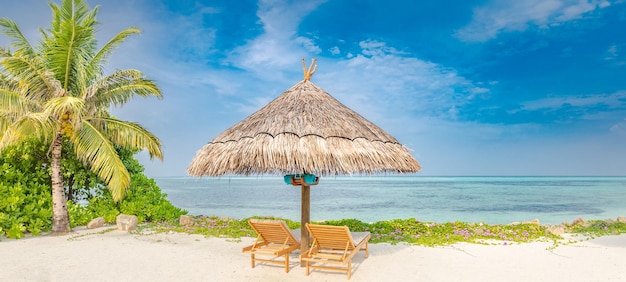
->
xmin=2 ymin=225 xmax=625 ymax=282
xmin=156 ymin=176 xmax=626 ymax=225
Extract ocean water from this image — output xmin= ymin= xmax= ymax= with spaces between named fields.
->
xmin=155 ymin=176 xmax=626 ymax=225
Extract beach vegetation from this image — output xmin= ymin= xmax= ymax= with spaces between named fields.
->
xmin=0 ymin=139 xmax=52 ymax=238
xmin=68 ymin=147 xmax=187 ymax=226
xmin=0 ymin=139 xmax=184 ymax=238
xmin=66 ymin=178 xmax=187 ymax=226
xmin=153 ymin=215 xmax=254 ymax=239
xmin=318 ymin=219 xmax=557 ymax=246
xmin=0 ymin=0 xmax=163 ymax=233
xmin=150 ymin=216 xmax=562 ymax=246
xmin=565 ymin=219 xmax=626 ymax=238
xmin=73 ymin=173 xmax=188 ymax=225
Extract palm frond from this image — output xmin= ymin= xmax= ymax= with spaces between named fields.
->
xmin=0 ymin=47 xmax=9 ymax=58
xmin=87 ymin=27 xmax=140 ymax=77
xmin=0 ymin=75 xmax=51 ymax=116
xmin=87 ymin=117 xmax=163 ymax=160
xmin=71 ymin=119 xmax=130 ymax=201
xmin=45 ymin=0 xmax=98 ymax=91
xmin=84 ymin=69 xmax=161 ymax=109
xmin=0 ymin=18 xmax=35 ymax=56
xmin=0 ymin=84 xmax=27 ymax=114
xmin=44 ymin=96 xmax=85 ymax=120
xmin=0 ymin=113 xmax=56 ymax=151
xmin=1 ymin=53 xmax=64 ymax=100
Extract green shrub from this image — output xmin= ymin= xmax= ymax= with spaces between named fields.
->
xmin=118 ymin=174 xmax=187 ymax=223
xmin=0 ymin=139 xmax=186 ymax=238
xmin=0 ymin=182 xmax=52 ymax=238
xmin=76 ymin=174 xmax=187 ymax=225
xmin=321 ymin=218 xmax=370 ymax=231
xmin=67 ymin=201 xmax=96 ymax=227
xmin=0 ymin=139 xmax=56 ymax=238
xmin=84 ymin=196 xmax=119 ymax=223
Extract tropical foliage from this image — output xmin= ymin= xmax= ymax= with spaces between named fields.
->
xmin=0 ymin=139 xmax=186 ymax=239
xmin=70 ymin=173 xmax=188 ymax=225
xmin=0 ymin=139 xmax=53 ymax=238
xmin=0 ymin=0 xmax=163 ymax=233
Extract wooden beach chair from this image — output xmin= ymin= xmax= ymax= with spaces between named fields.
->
xmin=242 ymin=219 xmax=301 ymax=273
xmin=301 ymin=223 xmax=371 ymax=279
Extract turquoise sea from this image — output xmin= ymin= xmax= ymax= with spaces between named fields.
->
xmin=155 ymin=176 xmax=626 ymax=225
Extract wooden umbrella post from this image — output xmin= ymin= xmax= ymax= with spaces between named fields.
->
xmin=282 ymin=173 xmax=318 ymax=267
xmin=300 ymin=184 xmax=310 ymax=267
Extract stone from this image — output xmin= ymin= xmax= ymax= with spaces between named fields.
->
xmin=180 ymin=215 xmax=193 ymax=226
xmin=617 ymin=216 xmax=626 ymax=223
xmin=547 ymin=225 xmax=565 ymax=235
xmin=116 ymin=214 xmax=138 ymax=231
xmin=87 ymin=217 xmax=105 ymax=229
xmin=571 ymin=217 xmax=585 ymax=226
xmin=523 ymin=219 xmax=540 ymax=225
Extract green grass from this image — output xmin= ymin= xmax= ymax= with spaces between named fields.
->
xmin=147 ymin=216 xmax=626 ymax=247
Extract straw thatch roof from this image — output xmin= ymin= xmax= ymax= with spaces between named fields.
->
xmin=187 ymin=59 xmax=421 ymax=177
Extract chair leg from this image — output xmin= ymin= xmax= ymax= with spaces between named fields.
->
xmin=251 ymin=254 xmax=255 ymax=268
xmin=365 ymin=241 xmax=369 ymax=258
xmin=347 ymin=260 xmax=352 ymax=280
xmin=284 ymin=255 xmax=289 ymax=273
xmin=306 ymin=261 xmax=310 ymax=276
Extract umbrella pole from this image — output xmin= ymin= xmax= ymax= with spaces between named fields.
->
xmin=300 ymin=184 xmax=310 ymax=267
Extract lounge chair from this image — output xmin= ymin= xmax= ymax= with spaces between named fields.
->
xmin=242 ymin=219 xmax=301 ymax=273
xmin=301 ymin=223 xmax=371 ymax=279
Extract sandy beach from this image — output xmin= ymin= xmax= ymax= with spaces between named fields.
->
xmin=1 ymin=226 xmax=625 ymax=282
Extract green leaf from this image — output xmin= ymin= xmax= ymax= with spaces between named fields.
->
xmin=28 ymin=217 xmax=45 ymax=235
xmin=6 ymin=222 xmax=26 ymax=239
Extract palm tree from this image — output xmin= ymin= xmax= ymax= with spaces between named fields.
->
xmin=0 ymin=0 xmax=163 ymax=233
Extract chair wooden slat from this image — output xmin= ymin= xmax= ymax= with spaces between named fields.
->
xmin=300 ymin=223 xmax=371 ymax=279
xmin=241 ymin=220 xmax=301 ymax=273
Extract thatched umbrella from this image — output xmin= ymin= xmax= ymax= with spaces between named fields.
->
xmin=188 ymin=59 xmax=421 ymax=260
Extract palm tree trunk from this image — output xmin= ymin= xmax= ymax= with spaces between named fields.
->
xmin=67 ymin=174 xmax=74 ymax=202
xmin=51 ymin=133 xmax=70 ymax=233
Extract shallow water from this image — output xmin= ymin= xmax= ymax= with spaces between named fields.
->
xmin=155 ymin=176 xmax=626 ymax=224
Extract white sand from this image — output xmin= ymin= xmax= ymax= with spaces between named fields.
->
xmin=1 ymin=226 xmax=625 ymax=282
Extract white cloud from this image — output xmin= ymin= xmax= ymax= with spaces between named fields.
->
xmin=556 ymin=0 xmax=608 ymax=21
xmin=610 ymin=118 xmax=626 ymax=135
xmin=605 ymin=44 xmax=619 ymax=59
xmin=226 ymin=0 xmax=326 ymax=74
xmin=521 ymin=91 xmax=626 ymax=111
xmin=359 ymin=40 xmax=406 ymax=56
xmin=329 ymin=46 xmax=340 ymax=55
xmin=456 ymin=0 xmax=612 ymax=42
xmin=306 ymin=40 xmax=490 ymax=125
xmin=295 ymin=36 xmax=322 ymax=54
xmin=604 ymin=44 xmax=626 ymax=65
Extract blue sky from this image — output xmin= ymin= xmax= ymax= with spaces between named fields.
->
xmin=2 ymin=0 xmax=626 ymax=176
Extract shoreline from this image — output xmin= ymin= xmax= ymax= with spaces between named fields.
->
xmin=2 ymin=225 xmax=625 ymax=281
xmin=156 ymin=176 xmax=626 ymax=225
